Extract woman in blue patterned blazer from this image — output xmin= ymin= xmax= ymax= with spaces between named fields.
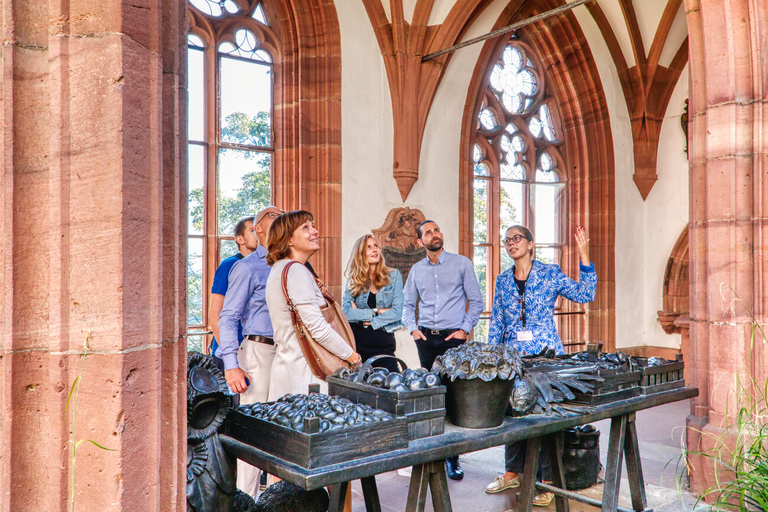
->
xmin=484 ymin=224 xmax=596 ymax=504
xmin=487 ymin=225 xmax=596 ymax=355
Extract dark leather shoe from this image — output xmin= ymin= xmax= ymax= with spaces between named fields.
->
xmin=445 ymin=457 xmax=464 ymax=481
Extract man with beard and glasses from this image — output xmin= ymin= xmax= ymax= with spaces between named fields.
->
xmin=402 ymin=219 xmax=483 ymax=481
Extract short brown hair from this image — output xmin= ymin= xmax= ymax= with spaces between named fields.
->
xmin=266 ymin=210 xmax=314 ymax=265
xmin=234 ymin=216 xmax=254 ymax=238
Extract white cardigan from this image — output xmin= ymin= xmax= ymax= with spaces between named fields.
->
xmin=265 ymin=259 xmax=354 ymax=400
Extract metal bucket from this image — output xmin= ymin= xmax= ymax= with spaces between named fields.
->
xmin=445 ymin=377 xmax=515 ymax=428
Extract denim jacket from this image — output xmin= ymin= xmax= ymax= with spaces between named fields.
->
xmin=341 ymin=269 xmax=405 ymax=333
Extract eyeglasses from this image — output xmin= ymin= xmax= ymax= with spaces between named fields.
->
xmin=502 ymin=234 xmax=526 ymax=245
xmin=255 ymin=210 xmax=283 ymax=224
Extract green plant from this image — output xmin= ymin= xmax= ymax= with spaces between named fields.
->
xmin=686 ymin=285 xmax=768 ymax=511
xmin=65 ymin=334 xmax=116 ymax=512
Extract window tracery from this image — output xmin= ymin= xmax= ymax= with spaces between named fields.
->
xmin=472 ymin=39 xmax=566 ymax=340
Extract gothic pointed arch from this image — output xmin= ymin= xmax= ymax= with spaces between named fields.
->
xmin=657 ymin=224 xmax=689 ymax=335
xmin=460 ymin=0 xmax=615 ymax=351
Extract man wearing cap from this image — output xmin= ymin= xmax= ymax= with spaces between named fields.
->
xmin=218 ymin=205 xmax=282 ymax=497
xmin=402 ymin=219 xmax=483 ymax=481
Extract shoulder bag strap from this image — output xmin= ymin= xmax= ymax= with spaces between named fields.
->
xmin=280 ymin=261 xmax=326 ymax=379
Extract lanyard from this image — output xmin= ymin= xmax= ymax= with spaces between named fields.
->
xmin=520 ymin=290 xmax=527 ymax=328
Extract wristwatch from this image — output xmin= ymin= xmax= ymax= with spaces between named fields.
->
xmin=372 ymin=308 xmax=379 ymax=316
xmin=461 ymin=329 xmax=470 ymax=336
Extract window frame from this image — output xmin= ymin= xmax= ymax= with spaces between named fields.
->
xmin=469 ymin=38 xmax=569 ymax=343
xmin=186 ymin=1 xmax=280 ymax=352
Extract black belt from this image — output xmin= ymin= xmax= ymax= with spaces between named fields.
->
xmin=419 ymin=326 xmax=460 ymax=338
xmin=244 ymin=334 xmax=274 ymax=345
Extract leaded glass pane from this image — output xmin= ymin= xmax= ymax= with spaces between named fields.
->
xmin=218 ymin=148 xmax=271 ymax=236
xmin=219 ymin=29 xmax=271 ymax=62
xmin=500 ymin=181 xmax=523 ymax=229
xmin=529 ymin=115 xmax=543 ymax=138
xmin=188 ymin=34 xmax=204 ymax=48
xmin=474 ymin=245 xmax=489 ymax=312
xmin=188 ymin=144 xmax=205 ymax=235
xmin=187 ymin=238 xmax=204 ymax=326
xmin=540 ymin=103 xmax=559 ymax=142
xmin=532 ymin=182 xmax=564 ymax=244
xmin=474 ymin=162 xmax=489 ymax=176
xmin=188 ymin=46 xmax=205 ymax=142
xmin=479 ymin=108 xmax=498 ymax=130
xmin=253 ymin=3 xmax=268 ymax=24
xmin=220 ymin=57 xmax=272 ymax=146
xmin=219 ymin=239 xmax=238 ymax=262
xmin=474 ymin=179 xmax=489 ymax=243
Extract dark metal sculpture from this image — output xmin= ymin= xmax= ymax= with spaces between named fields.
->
xmin=187 ymin=352 xmax=240 ymax=512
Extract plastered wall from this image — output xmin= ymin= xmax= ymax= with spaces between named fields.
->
xmin=338 ymin=0 xmax=689 ymax=351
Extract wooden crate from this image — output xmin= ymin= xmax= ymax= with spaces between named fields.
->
xmin=327 ymin=376 xmax=446 ymax=440
xmin=636 ymin=356 xmax=685 ymax=394
xmin=224 ymin=409 xmax=409 ymax=469
xmin=569 ymin=367 xmax=641 ymax=405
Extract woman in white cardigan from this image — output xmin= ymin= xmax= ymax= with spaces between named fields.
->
xmin=264 ymin=210 xmax=362 ymax=400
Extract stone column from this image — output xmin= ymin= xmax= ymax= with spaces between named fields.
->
xmin=1 ymin=1 xmax=187 ymax=510
xmin=685 ymin=0 xmax=768 ymax=495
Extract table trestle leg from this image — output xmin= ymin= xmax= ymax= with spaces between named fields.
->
xmin=602 ymin=415 xmax=628 ymax=512
xmin=328 ymin=481 xmax=349 ymax=512
xmin=624 ymin=414 xmax=649 ymax=511
xmin=405 ymin=464 xmax=430 ymax=512
xmin=542 ymin=432 xmax=570 ymax=512
xmin=518 ymin=436 xmax=542 ymax=510
xmin=360 ymin=475 xmax=382 ymax=512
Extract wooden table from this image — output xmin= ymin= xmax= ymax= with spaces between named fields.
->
xmin=221 ymin=386 xmax=697 ymax=512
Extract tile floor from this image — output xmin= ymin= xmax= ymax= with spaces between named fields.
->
xmin=347 ymin=399 xmax=705 ymax=512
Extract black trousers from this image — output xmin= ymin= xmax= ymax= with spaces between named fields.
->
xmin=414 ymin=330 xmax=465 ymax=371
xmin=505 ymin=440 xmax=552 ymax=481
xmin=416 ymin=329 xmax=465 ymax=466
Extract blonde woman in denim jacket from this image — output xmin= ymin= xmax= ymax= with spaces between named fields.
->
xmin=342 ymin=235 xmax=404 ymax=373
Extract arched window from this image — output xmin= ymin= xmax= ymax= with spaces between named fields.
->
xmin=472 ymin=39 xmax=566 ymax=341
xmin=186 ymin=0 xmax=278 ymax=351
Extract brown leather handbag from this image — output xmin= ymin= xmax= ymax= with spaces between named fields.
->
xmin=280 ymin=261 xmax=357 ymax=380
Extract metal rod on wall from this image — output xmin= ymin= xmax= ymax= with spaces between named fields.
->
xmin=421 ymin=0 xmax=592 ymax=62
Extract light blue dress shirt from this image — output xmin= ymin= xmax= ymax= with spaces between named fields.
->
xmin=402 ymin=250 xmax=483 ymax=334
xmin=217 ymin=244 xmax=274 ymax=371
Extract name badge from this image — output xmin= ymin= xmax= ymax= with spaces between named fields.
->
xmin=517 ymin=330 xmax=533 ymax=341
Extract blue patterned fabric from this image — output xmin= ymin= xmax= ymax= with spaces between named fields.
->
xmin=487 ymin=259 xmax=596 ymax=355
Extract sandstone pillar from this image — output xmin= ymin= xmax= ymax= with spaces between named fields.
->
xmin=685 ymin=0 xmax=768 ymax=495
xmin=1 ymin=1 xmax=187 ymax=510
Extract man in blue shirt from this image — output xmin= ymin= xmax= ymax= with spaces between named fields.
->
xmin=403 ymin=219 xmax=483 ymax=480
xmin=209 ymin=216 xmax=260 ymax=370
xmin=218 ymin=206 xmax=282 ymax=497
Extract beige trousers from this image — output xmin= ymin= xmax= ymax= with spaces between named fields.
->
xmin=235 ymin=338 xmax=276 ymax=499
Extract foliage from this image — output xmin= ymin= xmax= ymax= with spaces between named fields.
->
xmin=187 ymin=111 xmax=272 ymax=328
xmin=687 ymin=285 xmax=768 ymax=511
xmin=222 ymin=111 xmax=271 ymax=148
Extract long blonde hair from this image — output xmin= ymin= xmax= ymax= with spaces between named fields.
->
xmin=345 ymin=235 xmax=391 ymax=297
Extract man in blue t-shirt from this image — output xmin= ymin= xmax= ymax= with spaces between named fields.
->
xmin=209 ymin=216 xmax=260 ymax=370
